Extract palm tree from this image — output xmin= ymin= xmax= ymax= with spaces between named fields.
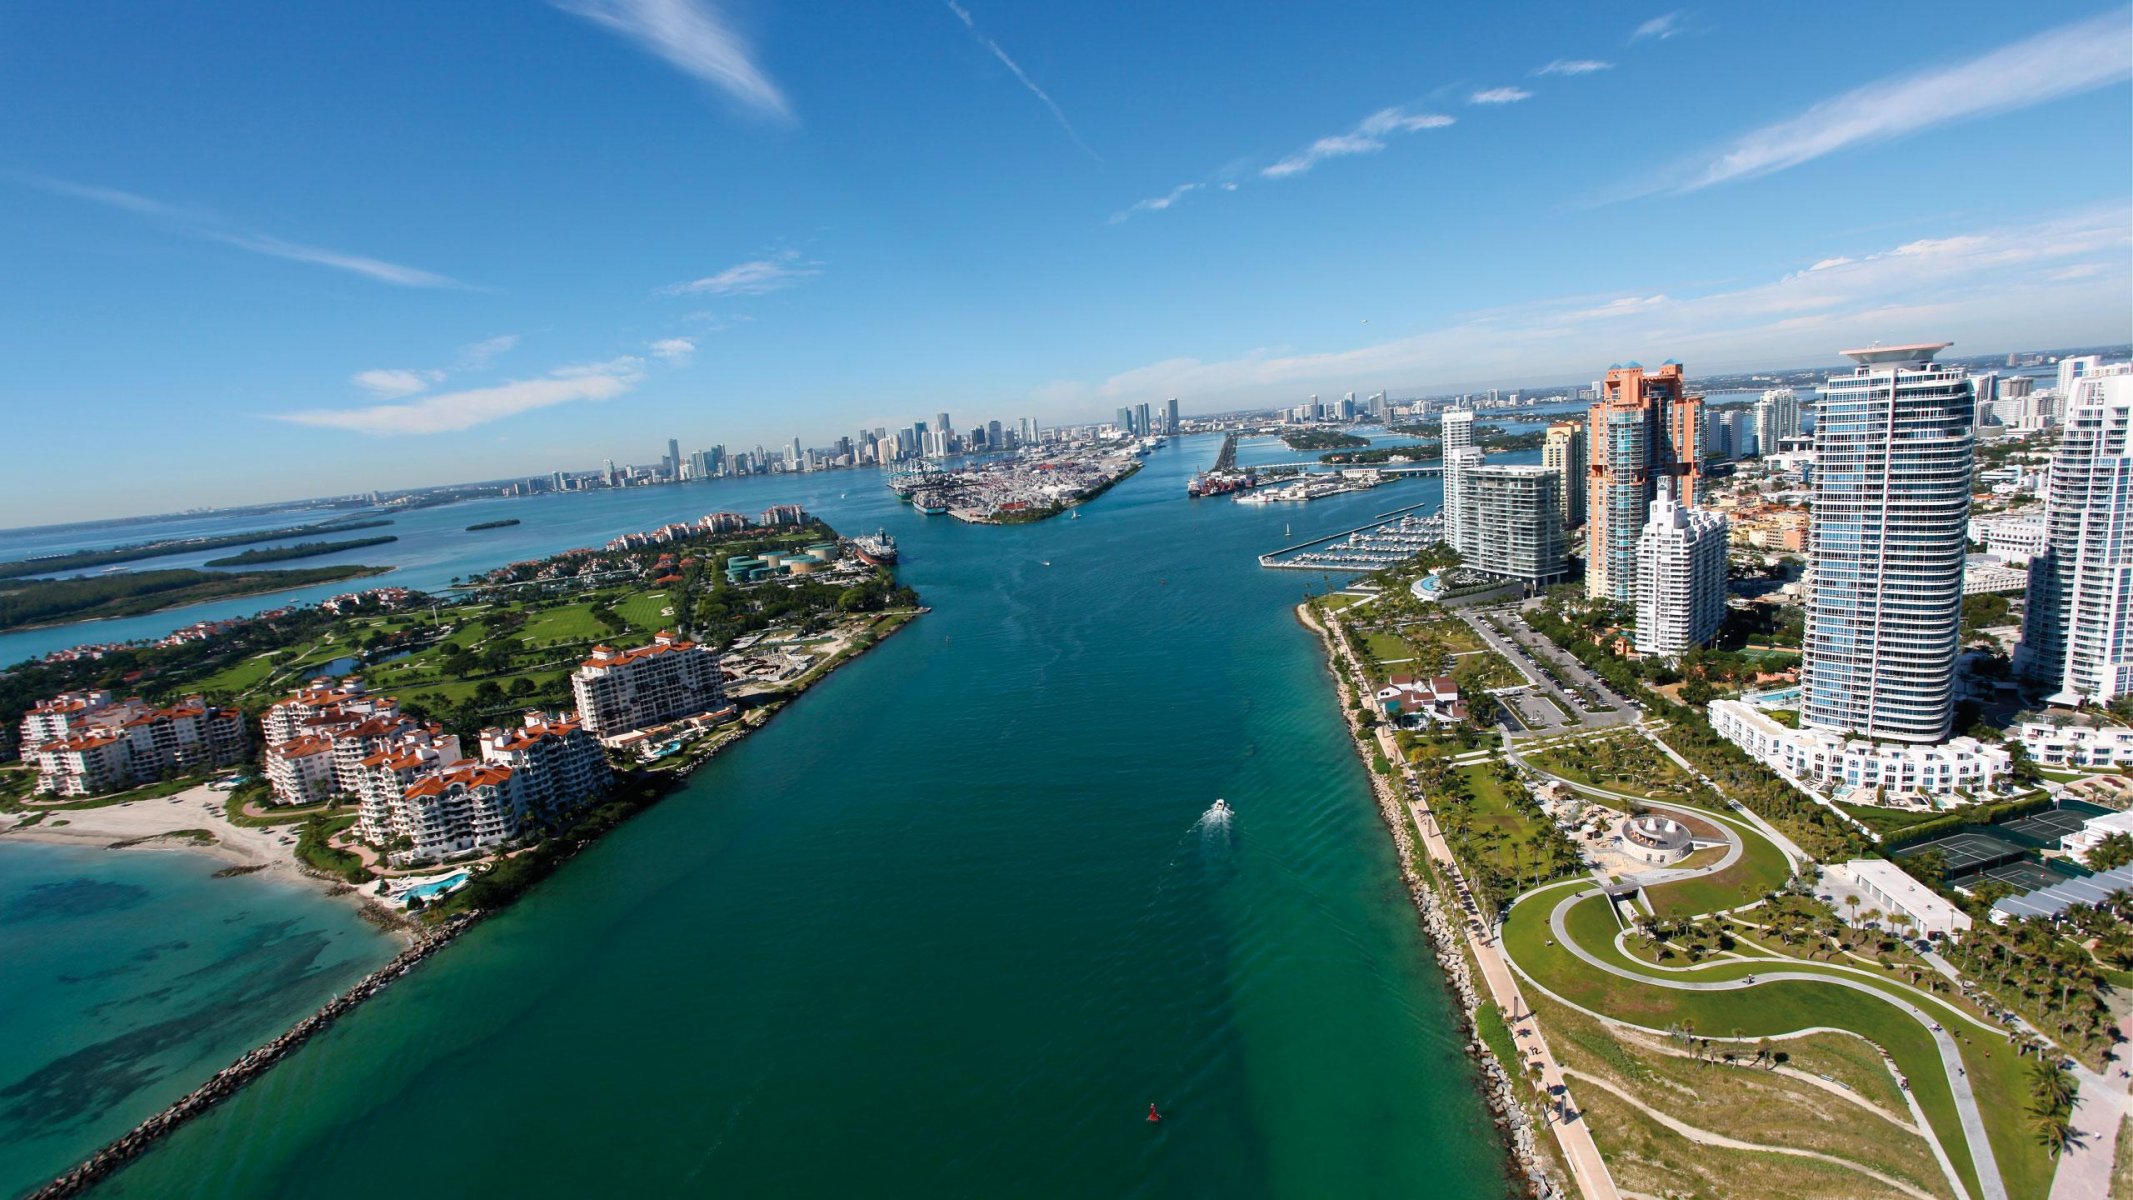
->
xmin=2028 ymin=1108 xmax=2078 ymax=1159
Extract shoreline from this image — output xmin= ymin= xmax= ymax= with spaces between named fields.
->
xmin=1 ymin=565 xmax=394 ymax=639
xmin=1295 ymin=600 xmax=1563 ymax=1199
xmin=16 ymin=606 xmax=923 ymax=1196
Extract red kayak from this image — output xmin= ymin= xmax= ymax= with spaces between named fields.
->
xmin=1146 ymin=1103 xmax=1163 ymax=1123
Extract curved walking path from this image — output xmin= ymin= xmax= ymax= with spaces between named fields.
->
xmin=1538 ymin=886 xmax=2007 ymax=1200
xmin=1561 ymin=1067 xmax=1945 ymax=1200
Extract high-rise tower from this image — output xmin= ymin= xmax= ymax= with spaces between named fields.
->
xmin=1634 ymin=495 xmax=1728 ymax=658
xmin=1585 ymin=362 xmax=1702 ymax=603
xmin=1441 ymin=410 xmax=1476 ymax=555
xmin=1542 ymin=421 xmax=1586 ymax=530
xmin=1800 ymin=344 xmax=1972 ymax=743
xmin=2018 ymin=364 xmax=2133 ymax=704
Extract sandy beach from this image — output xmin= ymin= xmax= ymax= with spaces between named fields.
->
xmin=0 ymin=785 xmax=406 ymax=929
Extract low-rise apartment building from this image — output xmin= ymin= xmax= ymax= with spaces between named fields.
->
xmin=1712 ymin=698 xmax=2009 ymax=799
xmin=21 ymin=690 xmax=249 ymax=797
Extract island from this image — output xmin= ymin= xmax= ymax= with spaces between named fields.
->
xmin=1280 ymin=428 xmax=1369 ymax=451
xmin=2 ymin=505 xmax=923 ymax=1195
xmin=0 ymin=565 xmax=390 ymax=632
xmin=0 ymin=518 xmax=392 ymax=580
xmin=893 ymin=446 xmax=1141 ymax=523
xmin=465 ymin=518 xmax=522 ymax=531
xmin=204 ymin=536 xmax=399 ymax=566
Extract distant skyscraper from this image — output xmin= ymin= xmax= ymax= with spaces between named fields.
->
xmin=1166 ymin=397 xmax=1180 ymax=435
xmin=1753 ymin=388 xmax=1801 ymax=456
xmin=1586 ymin=362 xmax=1702 ymax=604
xmin=935 ymin=413 xmax=953 ymax=443
xmin=1462 ymin=465 xmax=1566 ymax=586
xmin=1116 ymin=405 xmax=1136 ymax=435
xmin=665 ymin=438 xmax=681 ymax=477
xmin=2018 ymin=364 xmax=2133 ymax=704
xmin=1542 ymin=421 xmax=1586 ymax=530
xmin=1728 ymin=409 xmax=1758 ymax=459
xmin=1441 ymin=410 xmax=1477 ymax=554
xmin=1136 ymin=402 xmax=1152 ymax=439
xmin=1800 ymin=344 xmax=1972 ymax=743
xmin=1634 ymin=494 xmax=1729 ymax=658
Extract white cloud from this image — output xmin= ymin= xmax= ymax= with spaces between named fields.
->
xmin=1678 ymin=10 xmax=2132 ymax=192
xmin=1109 ymin=182 xmax=1201 ymax=224
xmin=1026 ymin=208 xmax=2130 ymax=407
xmin=551 ymin=0 xmax=790 ymax=120
xmin=351 ymin=368 xmax=443 ymax=399
xmin=1631 ymin=12 xmax=1684 ymax=41
xmin=662 ymin=251 xmax=821 ymax=296
xmin=17 ymin=174 xmax=463 ymax=288
xmin=1262 ymin=107 xmax=1454 ymax=178
xmin=456 ymin=334 xmax=519 ymax=368
xmin=1469 ymin=87 xmax=1533 ymax=105
xmin=943 ymin=1 xmax=1098 ymax=161
xmin=649 ymin=336 xmax=696 ymax=361
xmin=281 ymin=360 xmax=647 ymax=436
xmin=1535 ymin=59 xmax=1612 ymax=76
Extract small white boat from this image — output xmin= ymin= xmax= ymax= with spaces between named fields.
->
xmin=1211 ymin=799 xmax=1232 ymax=818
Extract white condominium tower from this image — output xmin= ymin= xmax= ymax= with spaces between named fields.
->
xmin=1542 ymin=421 xmax=1586 ymax=529
xmin=1800 ymin=344 xmax=1972 ymax=742
xmin=2019 ymin=363 xmax=2133 ymax=704
xmin=1754 ymin=388 xmax=1802 ymax=455
xmin=1462 ymin=465 xmax=1567 ymax=586
xmin=1441 ymin=409 xmax=1476 ymax=554
xmin=1634 ymin=493 xmax=1728 ymax=658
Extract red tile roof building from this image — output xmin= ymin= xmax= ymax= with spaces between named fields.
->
xmin=21 ymin=690 xmax=250 ymax=797
xmin=571 ymin=632 xmax=728 ymax=741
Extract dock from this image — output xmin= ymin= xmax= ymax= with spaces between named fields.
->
xmin=1258 ymin=504 xmax=1443 ymax=572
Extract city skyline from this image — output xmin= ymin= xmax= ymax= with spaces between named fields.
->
xmin=1 ymin=3 xmax=2128 ymax=521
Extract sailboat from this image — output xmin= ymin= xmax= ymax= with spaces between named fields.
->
xmin=1069 ymin=509 xmax=1082 ymax=520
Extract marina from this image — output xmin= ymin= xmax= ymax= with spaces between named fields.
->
xmin=1258 ymin=504 xmax=1444 ymax=572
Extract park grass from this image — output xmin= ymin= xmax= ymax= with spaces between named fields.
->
xmin=520 ymin=602 xmax=610 ymax=645
xmin=1508 ymin=881 xmax=2051 ymax=1200
xmin=1360 ymin=630 xmax=1416 ymax=666
xmin=1532 ymin=990 xmax=1953 ymax=1199
xmin=1525 ymin=733 xmax=1696 ymax=801
xmin=613 ymin=591 xmax=676 ymax=633
xmin=1838 ymin=803 xmax=1953 ymax=837
xmin=1475 ymin=999 xmax=1522 ymax=1081
xmin=1452 ymin=763 xmax=1554 ymax=875
xmin=1645 ymin=811 xmax=1794 ymax=918
xmin=2112 ymin=1116 xmax=2132 ymax=1200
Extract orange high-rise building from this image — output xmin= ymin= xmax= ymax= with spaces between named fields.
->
xmin=1586 ymin=361 xmax=1702 ymax=602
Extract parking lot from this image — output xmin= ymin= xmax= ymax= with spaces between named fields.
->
xmin=1458 ymin=604 xmax=1638 ymax=733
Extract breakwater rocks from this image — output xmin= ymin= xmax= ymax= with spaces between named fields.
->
xmin=1299 ymin=604 xmax=1564 ymax=1200
xmin=29 ymin=914 xmax=481 ymax=1200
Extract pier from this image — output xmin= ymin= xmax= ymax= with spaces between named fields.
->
xmin=1258 ymin=503 xmax=1444 ymax=572
xmin=1211 ymin=432 xmax=1238 ymax=472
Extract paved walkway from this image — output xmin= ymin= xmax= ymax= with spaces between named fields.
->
xmin=1540 ymin=886 xmax=2007 ymax=1200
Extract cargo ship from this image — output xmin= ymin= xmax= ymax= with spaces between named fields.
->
xmin=912 ymin=491 xmax=950 ymax=515
xmin=1187 ymin=471 xmax=1256 ymax=498
xmin=852 ymin=530 xmax=899 ymax=566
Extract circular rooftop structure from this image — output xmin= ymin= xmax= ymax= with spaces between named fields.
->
xmin=1620 ymin=813 xmax=1695 ymax=864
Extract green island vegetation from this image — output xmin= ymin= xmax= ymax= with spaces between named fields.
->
xmin=0 ymin=518 xmax=392 ymax=580
xmin=1322 ymin=428 xmax=1547 ymax=464
xmin=1298 ymin=548 xmax=2106 ymax=1200
xmin=1279 ymin=428 xmax=1369 ymax=451
xmin=0 ymin=565 xmax=390 ymax=633
xmin=465 ymin=518 xmax=522 ymax=531
xmin=3 ymin=515 xmax=923 ymax=929
xmin=204 ymin=536 xmax=399 ymax=566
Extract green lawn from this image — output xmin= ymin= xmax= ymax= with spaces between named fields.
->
xmin=1507 ymin=881 xmax=2051 ymax=1200
xmin=614 ymin=591 xmax=676 ymax=633
xmin=1361 ymin=631 xmax=1415 ymax=665
xmin=1837 ymin=802 xmax=1952 ymax=836
xmin=521 ymin=603 xmax=610 ymax=645
xmin=1644 ymin=811 xmax=1794 ymax=917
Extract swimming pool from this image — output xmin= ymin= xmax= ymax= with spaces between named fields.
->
xmin=399 ymin=872 xmax=469 ymax=905
xmin=1748 ymin=686 xmax=1800 ymax=707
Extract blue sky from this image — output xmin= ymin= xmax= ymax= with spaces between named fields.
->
xmin=2 ymin=1 xmax=2129 ymax=522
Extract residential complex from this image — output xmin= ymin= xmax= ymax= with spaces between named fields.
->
xmin=2017 ymin=363 xmax=2133 ymax=704
xmin=355 ymin=712 xmax=610 ymax=865
xmin=1457 ymin=464 xmax=1567 ymax=586
xmin=1541 ymin=420 xmax=1586 ymax=530
xmin=1752 ymin=387 xmax=1803 ymax=457
xmin=1585 ymin=362 xmax=1702 ymax=603
xmin=1633 ymin=495 xmax=1728 ymax=658
xmin=20 ymin=690 xmax=249 ymax=797
xmin=260 ymin=679 xmax=459 ymax=806
xmin=571 ymin=631 xmax=732 ymax=742
xmin=1798 ymin=344 xmax=1972 ymax=743
xmin=1441 ymin=409 xmax=1477 ymax=556
xmin=1711 ymin=698 xmax=2008 ymax=799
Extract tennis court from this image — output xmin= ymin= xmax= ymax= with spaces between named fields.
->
xmin=1998 ymin=807 xmax=2099 ymax=845
xmin=1894 ymin=830 xmax=2028 ymax=874
xmin=1952 ymin=860 xmax=2066 ymax=894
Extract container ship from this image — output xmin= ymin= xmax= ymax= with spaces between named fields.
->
xmin=1187 ymin=471 xmax=1257 ymax=498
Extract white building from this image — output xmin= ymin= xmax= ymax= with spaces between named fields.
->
xmin=1441 ymin=410 xmax=1477 ymax=556
xmin=1824 ymin=860 xmax=1972 ymax=938
xmin=1460 ymin=464 xmax=1567 ymax=586
xmin=2015 ymin=719 xmax=2133 ymax=770
xmin=2061 ymin=808 xmax=2133 ymax=866
xmin=1753 ymin=387 xmax=1803 ymax=457
xmin=1634 ymin=495 xmax=1728 ymax=657
xmin=476 ymin=712 xmax=611 ymax=822
xmin=390 ymin=763 xmax=524 ymax=865
xmin=1800 ymin=344 xmax=1973 ymax=743
xmin=572 ymin=631 xmax=731 ymax=742
xmin=20 ymin=690 xmax=249 ymax=797
xmin=1711 ymin=699 xmax=2008 ymax=799
xmin=1969 ymin=513 xmax=2047 ymax=562
xmin=2017 ymin=364 xmax=2133 ymax=704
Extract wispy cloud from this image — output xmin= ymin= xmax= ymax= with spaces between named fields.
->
xmin=551 ymin=0 xmax=790 ymax=120
xmin=351 ymin=368 xmax=444 ymax=399
xmin=943 ymin=1 xmax=1097 ymax=160
xmin=1110 ymin=182 xmax=1201 ymax=224
xmin=1673 ymin=9 xmax=2132 ymax=193
xmin=661 ymin=251 xmax=821 ymax=296
xmin=283 ymin=359 xmax=648 ymax=436
xmin=1027 ymin=207 xmax=2130 ymax=406
xmin=1469 ymin=87 xmax=1533 ymax=105
xmin=455 ymin=334 xmax=519 ymax=369
xmin=1262 ymin=107 xmax=1454 ymax=179
xmin=649 ymin=336 xmax=696 ymax=362
xmin=1535 ymin=59 xmax=1612 ymax=76
xmin=1631 ymin=12 xmax=1684 ymax=41
xmin=17 ymin=174 xmax=462 ymax=288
